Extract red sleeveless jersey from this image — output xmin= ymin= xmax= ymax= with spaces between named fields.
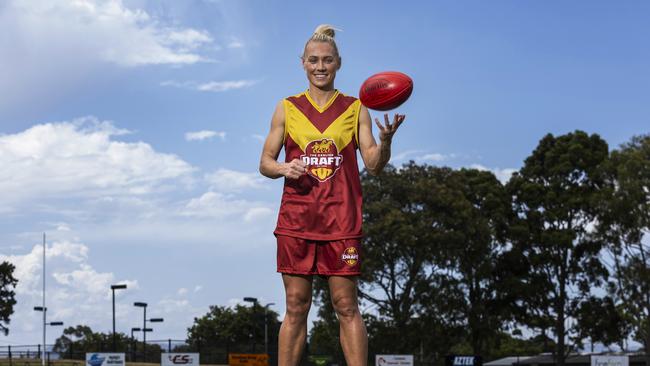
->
xmin=274 ymin=90 xmax=363 ymax=240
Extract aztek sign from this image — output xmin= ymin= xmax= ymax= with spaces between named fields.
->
xmin=162 ymin=353 xmax=200 ymax=366
xmin=446 ymin=355 xmax=482 ymax=366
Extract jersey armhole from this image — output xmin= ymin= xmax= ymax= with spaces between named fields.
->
xmin=282 ymin=99 xmax=289 ymax=145
xmin=353 ymin=100 xmax=362 ymax=148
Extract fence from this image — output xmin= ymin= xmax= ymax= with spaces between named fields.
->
xmin=0 ymin=338 xmax=279 ymax=366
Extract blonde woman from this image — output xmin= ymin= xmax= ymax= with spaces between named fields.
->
xmin=259 ymin=24 xmax=405 ymax=366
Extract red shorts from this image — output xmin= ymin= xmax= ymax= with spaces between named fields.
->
xmin=276 ymin=235 xmax=362 ymax=276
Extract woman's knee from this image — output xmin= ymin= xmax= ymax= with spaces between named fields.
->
xmin=285 ymin=291 xmax=312 ymax=323
xmin=331 ymin=295 xmax=360 ymax=320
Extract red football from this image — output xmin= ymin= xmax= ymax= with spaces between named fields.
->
xmin=359 ymin=71 xmax=413 ymax=111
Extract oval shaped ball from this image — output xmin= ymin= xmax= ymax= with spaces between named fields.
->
xmin=359 ymin=71 xmax=413 ymax=111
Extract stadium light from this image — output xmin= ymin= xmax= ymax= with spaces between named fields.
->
xmin=47 ymin=322 xmax=63 ymax=326
xmin=130 ymin=327 xmax=141 ymax=362
xmin=111 ymin=284 xmax=128 ymax=352
xmin=134 ymin=302 xmax=148 ymax=361
xmin=133 ymin=302 xmax=163 ymax=362
xmin=243 ymin=297 xmax=259 ymax=352
xmin=264 ymin=302 xmax=275 ymax=355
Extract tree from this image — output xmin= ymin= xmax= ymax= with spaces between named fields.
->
xmin=187 ymin=304 xmax=280 ymax=355
xmin=443 ymin=168 xmax=514 ymax=357
xmin=53 ymin=325 xmax=136 ymax=359
xmin=0 ymin=261 xmax=18 ymax=335
xmin=359 ymin=163 xmax=467 ymax=358
xmin=601 ymin=135 xmax=650 ymax=362
xmin=507 ymin=131 xmax=611 ymax=366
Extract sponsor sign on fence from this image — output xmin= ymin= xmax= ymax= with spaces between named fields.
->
xmin=86 ymin=353 xmax=125 ymax=366
xmin=228 ymin=353 xmax=269 ymax=366
xmin=591 ymin=356 xmax=629 ymax=366
xmin=376 ymin=355 xmax=414 ymax=366
xmin=162 ymin=353 xmax=200 ymax=366
xmin=446 ymin=355 xmax=482 ymax=366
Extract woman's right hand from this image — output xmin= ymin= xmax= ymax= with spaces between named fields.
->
xmin=283 ymin=159 xmax=308 ymax=179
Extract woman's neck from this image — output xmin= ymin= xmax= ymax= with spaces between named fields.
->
xmin=308 ymin=86 xmax=336 ymax=108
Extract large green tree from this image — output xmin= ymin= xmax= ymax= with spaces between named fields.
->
xmin=0 ymin=261 xmax=17 ymax=335
xmin=507 ymin=131 xmax=611 ymax=366
xmin=359 ymin=163 xmax=467 ymax=358
xmin=187 ymin=304 xmax=280 ymax=355
xmin=601 ymin=135 xmax=650 ymax=363
xmin=443 ymin=168 xmax=513 ymax=357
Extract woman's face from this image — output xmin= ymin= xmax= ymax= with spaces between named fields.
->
xmin=302 ymin=41 xmax=340 ymax=90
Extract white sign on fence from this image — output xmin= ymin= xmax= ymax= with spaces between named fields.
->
xmin=591 ymin=356 xmax=629 ymax=366
xmin=376 ymin=355 xmax=414 ymax=366
xmin=86 ymin=353 xmax=125 ymax=366
xmin=162 ymin=353 xmax=200 ymax=366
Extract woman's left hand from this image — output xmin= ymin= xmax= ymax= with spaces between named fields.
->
xmin=374 ymin=113 xmax=406 ymax=142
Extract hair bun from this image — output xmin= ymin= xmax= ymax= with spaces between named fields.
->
xmin=313 ymin=24 xmax=340 ymax=40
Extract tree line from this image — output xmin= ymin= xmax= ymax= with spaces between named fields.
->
xmin=1 ymin=130 xmax=648 ymax=366
xmin=310 ymin=131 xmax=650 ymax=366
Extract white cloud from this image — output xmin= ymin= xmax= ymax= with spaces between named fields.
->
xmin=469 ymin=164 xmax=517 ymax=184
xmin=182 ymin=191 xmax=270 ymax=219
xmin=205 ymin=169 xmax=267 ymax=192
xmin=251 ymin=134 xmax=266 ymax=143
xmin=177 ymin=287 xmax=188 ymax=296
xmin=0 ymin=0 xmax=214 ymax=111
xmin=161 ymin=79 xmax=259 ymax=92
xmin=0 ymin=239 xmax=138 ymax=337
xmin=244 ymin=207 xmax=274 ymax=222
xmin=194 ymin=285 xmax=203 ymax=293
xmin=0 ymin=117 xmax=195 ymax=211
xmin=185 ymin=130 xmax=226 ymax=141
xmin=227 ymin=40 xmax=245 ymax=49
xmin=420 ymin=153 xmax=449 ymax=162
xmin=0 ymin=0 xmax=212 ymax=67
xmin=393 ymin=150 xmax=455 ymax=163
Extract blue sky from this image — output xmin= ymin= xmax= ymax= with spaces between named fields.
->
xmin=0 ymin=0 xmax=648 ymax=347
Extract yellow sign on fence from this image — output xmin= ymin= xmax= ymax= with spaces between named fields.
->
xmin=228 ymin=353 xmax=269 ymax=366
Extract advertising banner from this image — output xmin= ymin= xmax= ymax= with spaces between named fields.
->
xmin=376 ymin=355 xmax=414 ymax=366
xmin=229 ymin=353 xmax=269 ymax=366
xmin=86 ymin=353 xmax=125 ymax=366
xmin=162 ymin=353 xmax=200 ymax=366
xmin=591 ymin=356 xmax=629 ymax=366
xmin=445 ymin=355 xmax=482 ymax=366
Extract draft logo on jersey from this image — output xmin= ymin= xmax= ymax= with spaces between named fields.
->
xmin=342 ymin=247 xmax=359 ymax=266
xmin=301 ymin=138 xmax=343 ymax=182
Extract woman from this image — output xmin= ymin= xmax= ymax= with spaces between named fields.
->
xmin=259 ymin=24 xmax=405 ymax=366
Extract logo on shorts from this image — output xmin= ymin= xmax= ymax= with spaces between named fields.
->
xmin=301 ymin=138 xmax=343 ymax=182
xmin=341 ymin=247 xmax=359 ymax=266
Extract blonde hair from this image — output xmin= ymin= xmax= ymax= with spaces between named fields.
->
xmin=302 ymin=24 xmax=341 ymax=59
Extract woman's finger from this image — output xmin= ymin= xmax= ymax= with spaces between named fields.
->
xmin=374 ymin=118 xmax=385 ymax=131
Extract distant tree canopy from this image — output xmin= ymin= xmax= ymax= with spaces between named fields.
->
xmin=186 ymin=303 xmax=280 ymax=354
xmin=308 ymin=130 xmax=650 ymax=364
xmin=52 ymin=325 xmax=156 ymax=360
xmin=0 ymin=261 xmax=17 ymax=336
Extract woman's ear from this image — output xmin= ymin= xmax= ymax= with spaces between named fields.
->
xmin=337 ymin=57 xmax=342 ymax=70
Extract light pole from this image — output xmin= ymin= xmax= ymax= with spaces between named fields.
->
xmin=33 ymin=307 xmax=63 ymax=364
xmin=111 ymin=284 xmax=127 ymax=352
xmin=243 ymin=297 xmax=259 ymax=353
xmin=134 ymin=302 xmax=163 ymax=362
xmin=263 ymin=303 xmax=275 ymax=355
xmin=130 ymin=327 xmax=140 ymax=361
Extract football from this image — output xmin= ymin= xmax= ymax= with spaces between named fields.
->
xmin=359 ymin=71 xmax=413 ymax=111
